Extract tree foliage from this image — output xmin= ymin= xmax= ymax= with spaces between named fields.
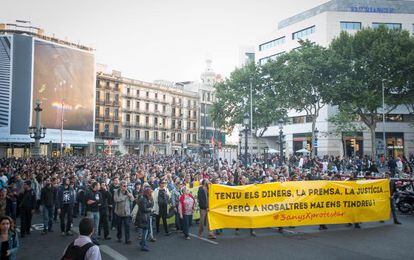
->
xmin=329 ymin=26 xmax=414 ymax=157
xmin=211 ymin=62 xmax=286 ymax=135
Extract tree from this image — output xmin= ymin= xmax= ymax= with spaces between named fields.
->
xmin=211 ymin=62 xmax=286 ymax=137
xmin=329 ymin=26 xmax=414 ymax=158
xmin=263 ymin=40 xmax=345 ymax=156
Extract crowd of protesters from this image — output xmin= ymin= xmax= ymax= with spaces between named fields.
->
xmin=0 ymin=152 xmax=412 ymax=257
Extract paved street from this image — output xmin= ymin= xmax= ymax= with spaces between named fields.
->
xmin=19 ymin=214 xmax=413 ymax=260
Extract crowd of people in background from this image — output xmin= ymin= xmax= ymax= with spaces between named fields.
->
xmin=0 ymin=152 xmax=412 ymax=258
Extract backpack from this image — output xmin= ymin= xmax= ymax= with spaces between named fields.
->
xmin=61 ymin=241 xmax=95 ymax=260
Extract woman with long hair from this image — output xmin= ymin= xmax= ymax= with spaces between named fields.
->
xmin=137 ymin=187 xmax=153 ymax=252
xmin=0 ymin=216 xmax=19 ymax=260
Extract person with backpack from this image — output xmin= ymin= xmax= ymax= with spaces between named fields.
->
xmin=61 ymin=217 xmax=101 ymax=260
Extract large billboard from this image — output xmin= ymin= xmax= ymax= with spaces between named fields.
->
xmin=32 ymin=40 xmax=94 ymax=132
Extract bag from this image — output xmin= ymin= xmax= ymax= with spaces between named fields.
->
xmin=167 ymin=205 xmax=176 ymax=218
xmin=61 ymin=241 xmax=94 ymax=260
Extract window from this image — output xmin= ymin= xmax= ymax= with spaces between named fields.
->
xmin=95 ymin=124 xmax=99 ymax=134
xmin=193 ymin=134 xmax=197 ymax=143
xmin=106 ymin=81 xmax=109 ymax=87
xmin=292 ymin=116 xmax=305 ymax=124
xmin=115 ymin=83 xmax=119 ymax=90
xmin=104 ymin=124 xmax=109 ymax=134
xmin=145 ymin=116 xmax=149 ymax=125
xmin=207 ymin=93 xmax=211 ymax=102
xmin=193 ymin=111 xmax=197 ymax=118
xmin=95 ymin=107 xmax=100 ymax=117
xmin=145 ymin=131 xmax=149 ymax=141
xmin=188 ymin=110 xmax=191 ymax=118
xmin=137 ymin=89 xmax=140 ymax=96
xmin=154 ymin=131 xmax=158 ymax=141
xmin=163 ymin=94 xmax=166 ymax=100
xmin=259 ymin=36 xmax=286 ymax=51
xmin=259 ymin=52 xmax=285 ymax=66
xmin=193 ymin=122 xmax=196 ymax=129
xmin=127 ymin=100 xmax=131 ymax=108
xmin=146 ymin=91 xmax=149 ymax=98
xmin=162 ymin=132 xmax=166 ymax=141
xmin=340 ymin=22 xmax=361 ymax=31
xmin=162 ymin=118 xmax=166 ymax=126
xmin=145 ymin=103 xmax=149 ymax=111
xmin=114 ymin=94 xmax=119 ymax=104
xmin=114 ymin=109 xmax=119 ymax=119
xmin=155 ymin=104 xmax=158 ymax=111
xmin=96 ymin=91 xmax=100 ymax=101
xmin=105 ymin=92 xmax=110 ymax=101
xmin=135 ymin=130 xmax=140 ymax=140
xmin=292 ymin=26 xmax=315 ymax=40
xmin=135 ymin=115 xmax=140 ymax=124
xmin=178 ymin=120 xmax=182 ymax=128
xmin=155 ymin=93 xmax=158 ymax=99
xmin=163 ymin=105 xmax=166 ymax=112
xmin=187 ymin=122 xmax=190 ymax=130
xmin=372 ymin=23 xmax=401 ymax=30
xmin=105 ymin=108 xmax=110 ymax=117
xmin=187 ymin=134 xmax=191 ymax=143
xmin=177 ymin=133 xmax=182 ymax=143
xmin=136 ymin=101 xmax=140 ymax=110
xmin=172 ymin=107 xmax=176 ymax=115
xmin=127 ymin=88 xmax=130 ymax=95
xmin=126 ymin=114 xmax=130 ymax=122
xmin=114 ymin=125 xmax=118 ymax=135
xmin=154 ymin=117 xmax=158 ymax=126
xmin=172 ymin=120 xmax=176 ymax=129
xmin=126 ymin=129 xmax=131 ymax=140
xmin=171 ymin=133 xmax=175 ymax=142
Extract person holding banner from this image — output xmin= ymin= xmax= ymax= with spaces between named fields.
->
xmin=197 ymin=179 xmax=216 ymax=239
xmin=178 ymin=186 xmax=195 ymax=240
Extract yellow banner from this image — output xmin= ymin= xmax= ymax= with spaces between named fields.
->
xmin=208 ymin=180 xmax=390 ymax=229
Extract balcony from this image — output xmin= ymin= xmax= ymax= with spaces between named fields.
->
xmin=95 ymin=115 xmax=104 ymax=121
xmin=104 ymin=100 xmax=112 ymax=106
xmin=96 ymin=132 xmax=121 ymax=139
xmin=104 ymin=116 xmax=113 ymax=122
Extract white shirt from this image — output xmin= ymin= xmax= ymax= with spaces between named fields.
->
xmin=63 ymin=235 xmax=101 ymax=260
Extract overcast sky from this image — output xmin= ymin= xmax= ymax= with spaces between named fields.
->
xmin=4 ymin=0 xmax=329 ymax=82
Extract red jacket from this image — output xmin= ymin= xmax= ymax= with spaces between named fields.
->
xmin=179 ymin=193 xmax=195 ymax=216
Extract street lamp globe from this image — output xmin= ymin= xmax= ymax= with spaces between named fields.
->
xmin=278 ymin=119 xmax=284 ymax=130
xmin=243 ymin=112 xmax=249 ymax=127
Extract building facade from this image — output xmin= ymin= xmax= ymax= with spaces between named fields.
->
xmin=94 ymin=70 xmax=122 ymax=154
xmin=182 ymin=60 xmax=226 ymax=157
xmin=0 ymin=23 xmax=95 ymax=158
xmin=255 ymin=0 xmax=414 ymax=158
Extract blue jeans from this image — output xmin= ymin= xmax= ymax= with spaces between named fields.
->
xmin=87 ymin=211 xmax=100 ymax=240
xmin=117 ymin=216 xmax=131 ymax=242
xmin=140 ymin=228 xmax=149 ymax=248
xmin=182 ymin=215 xmax=193 ymax=237
xmin=42 ymin=205 xmax=53 ymax=231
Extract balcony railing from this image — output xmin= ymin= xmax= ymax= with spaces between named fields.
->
xmin=96 ymin=132 xmax=121 ymax=139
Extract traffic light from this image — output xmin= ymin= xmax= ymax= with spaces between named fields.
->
xmin=350 ymin=139 xmax=356 ymax=148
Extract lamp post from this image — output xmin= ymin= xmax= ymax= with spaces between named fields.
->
xmin=243 ymin=113 xmax=249 ymax=167
xmin=238 ymin=132 xmax=242 ymax=159
xmin=278 ymin=119 xmax=284 ymax=166
xmin=314 ymin=128 xmax=319 ymax=157
xmin=382 ymin=80 xmax=386 ymax=158
xmin=29 ymin=100 xmax=46 ymax=157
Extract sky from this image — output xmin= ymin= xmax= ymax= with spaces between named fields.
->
xmin=3 ymin=0 xmax=329 ymax=82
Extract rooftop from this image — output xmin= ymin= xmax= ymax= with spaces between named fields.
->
xmin=278 ymin=0 xmax=414 ymax=29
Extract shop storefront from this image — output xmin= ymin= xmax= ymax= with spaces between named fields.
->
xmin=376 ymin=132 xmax=404 ymax=158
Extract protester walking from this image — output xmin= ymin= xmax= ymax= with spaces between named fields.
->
xmin=137 ymin=187 xmax=153 ymax=252
xmin=114 ymin=180 xmax=134 ymax=244
xmin=152 ymin=180 xmax=170 ymax=236
xmin=19 ymin=181 xmax=36 ymax=238
xmin=178 ymin=186 xmax=195 ymax=240
xmin=57 ymin=178 xmax=76 ymax=236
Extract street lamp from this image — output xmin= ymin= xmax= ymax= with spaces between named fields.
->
xmin=238 ymin=132 xmax=242 ymax=159
xmin=278 ymin=119 xmax=284 ymax=166
xmin=314 ymin=128 xmax=319 ymax=157
xmin=29 ymin=100 xmax=46 ymax=157
xmin=243 ymin=113 xmax=250 ymax=167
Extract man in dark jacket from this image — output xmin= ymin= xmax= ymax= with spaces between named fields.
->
xmin=40 ymin=177 xmax=56 ymax=234
xmin=98 ymin=182 xmax=112 ymax=240
xmin=20 ymin=180 xmax=36 ymax=238
xmin=57 ymin=178 xmax=76 ymax=236
xmin=197 ymin=179 xmax=215 ymax=239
